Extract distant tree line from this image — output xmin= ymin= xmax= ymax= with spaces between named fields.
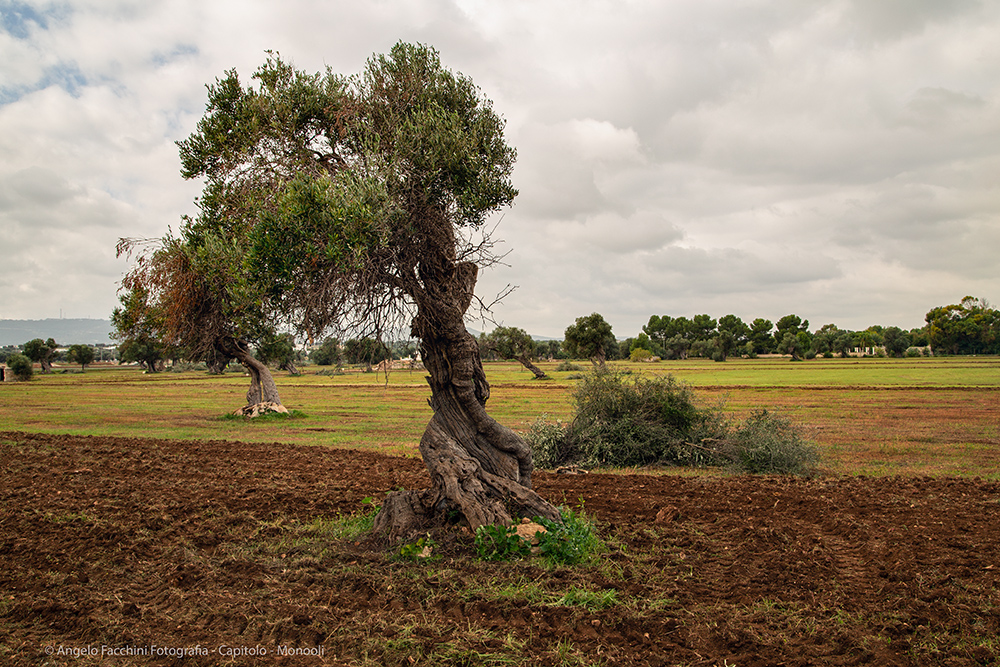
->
xmin=473 ymin=296 xmax=998 ymax=371
xmin=0 ymin=338 xmax=116 ymax=377
xmin=11 ymin=296 xmax=993 ymax=380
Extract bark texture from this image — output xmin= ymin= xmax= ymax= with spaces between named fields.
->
xmin=216 ymin=337 xmax=284 ymax=411
xmin=517 ymin=356 xmax=548 ymax=380
xmin=371 ymin=262 xmax=560 ymax=543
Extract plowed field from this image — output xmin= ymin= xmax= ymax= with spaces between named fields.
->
xmin=3 ymin=431 xmax=999 ymax=666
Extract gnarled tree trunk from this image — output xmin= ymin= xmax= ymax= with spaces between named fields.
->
xmin=216 ymin=337 xmax=286 ymax=415
xmin=372 ymin=262 xmax=560 ymax=543
xmin=516 ymin=355 xmax=548 ymax=380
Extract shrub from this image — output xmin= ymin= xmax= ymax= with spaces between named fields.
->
xmin=524 ymin=416 xmax=572 ymax=469
xmin=719 ymin=409 xmax=819 ymax=475
xmin=568 ymin=370 xmax=723 ymax=468
xmin=629 ymin=347 xmax=653 ymax=362
xmin=526 ymin=369 xmax=819 ymax=475
xmin=6 ymin=354 xmax=33 ymax=381
xmin=474 ymin=523 xmax=531 ymax=561
xmin=168 ymin=361 xmax=209 ymax=372
xmin=534 ymin=505 xmax=605 ymax=565
xmin=555 ymin=361 xmax=584 ymax=372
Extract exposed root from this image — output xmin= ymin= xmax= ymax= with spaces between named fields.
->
xmin=234 ymin=402 xmax=289 ymax=418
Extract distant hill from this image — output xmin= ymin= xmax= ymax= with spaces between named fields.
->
xmin=0 ymin=319 xmax=114 ymax=346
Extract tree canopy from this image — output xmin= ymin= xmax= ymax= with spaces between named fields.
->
xmin=564 ymin=313 xmax=615 ymax=366
xmin=23 ymin=338 xmax=57 ymax=373
xmin=67 ymin=344 xmax=95 ymax=371
xmin=926 ymin=296 xmax=1000 ymax=355
xmin=481 ymin=326 xmax=547 ymax=378
xmin=120 ymin=42 xmax=557 ymax=540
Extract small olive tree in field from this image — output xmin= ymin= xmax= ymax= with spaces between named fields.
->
xmin=23 ymin=338 xmax=57 ymax=373
xmin=120 ymin=42 xmax=559 ymax=541
xmin=482 ymin=326 xmax=547 ymax=379
xmin=310 ymin=338 xmax=341 ymax=366
xmin=67 ymin=344 xmax=95 ymax=371
xmin=112 ymin=287 xmax=167 ymax=372
xmin=255 ymin=332 xmax=299 ymax=375
xmin=564 ymin=313 xmax=615 ymax=367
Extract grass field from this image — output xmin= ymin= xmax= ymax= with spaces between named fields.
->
xmin=1 ymin=356 xmax=998 ymax=478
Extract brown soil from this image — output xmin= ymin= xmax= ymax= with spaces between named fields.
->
xmin=2 ymin=431 xmax=998 ymax=666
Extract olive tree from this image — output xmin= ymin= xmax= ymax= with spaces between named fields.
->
xmin=118 ymin=236 xmax=287 ymax=413
xmin=111 ymin=287 xmax=167 ymax=372
xmin=23 ymin=338 xmax=57 ymax=373
xmin=563 ymin=313 xmax=615 ymax=367
xmin=126 ymin=43 xmax=559 ymax=540
xmin=482 ymin=326 xmax=547 ymax=379
xmin=256 ymin=332 xmax=300 ymax=375
xmin=67 ymin=344 xmax=95 ymax=371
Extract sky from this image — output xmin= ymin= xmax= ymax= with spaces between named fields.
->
xmin=2 ymin=0 xmax=998 ymax=339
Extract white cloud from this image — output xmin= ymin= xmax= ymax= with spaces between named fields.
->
xmin=1 ymin=0 xmax=998 ymax=336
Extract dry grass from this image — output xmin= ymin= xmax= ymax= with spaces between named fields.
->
xmin=1 ymin=357 xmax=998 ymax=477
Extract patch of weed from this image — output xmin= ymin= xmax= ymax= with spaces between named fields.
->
xmin=535 ymin=505 xmax=606 ymax=566
xmin=554 ymin=586 xmax=619 ymax=611
xmin=395 ymin=534 xmax=438 ymax=562
xmin=473 ymin=505 xmax=604 ymax=566
xmin=475 ymin=524 xmax=532 ymax=561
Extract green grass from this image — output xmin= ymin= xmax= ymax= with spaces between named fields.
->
xmin=1 ymin=357 xmax=998 ymax=477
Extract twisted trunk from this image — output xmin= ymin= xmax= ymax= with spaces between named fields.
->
xmin=372 ymin=262 xmax=559 ymax=543
xmin=216 ymin=337 xmax=285 ymax=412
xmin=516 ymin=355 xmax=548 ymax=380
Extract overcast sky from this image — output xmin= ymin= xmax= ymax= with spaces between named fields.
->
xmin=2 ymin=0 xmax=998 ymax=338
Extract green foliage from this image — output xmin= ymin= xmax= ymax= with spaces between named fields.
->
xmin=563 ymin=313 xmax=615 ymax=365
xmin=629 ymin=347 xmax=654 ymax=361
xmin=474 ymin=506 xmax=604 ymax=566
xmin=528 ymin=369 xmax=819 ymax=475
xmin=534 ymin=506 xmax=605 ymax=566
xmin=525 ymin=416 xmax=571 ymax=469
xmin=925 ymin=296 xmax=1000 ymax=355
xmin=396 ymin=534 xmax=438 ymax=562
xmin=67 ymin=344 xmax=95 ymax=370
xmin=719 ymin=409 xmax=820 ymax=475
xmin=6 ymin=353 xmax=33 ymax=381
xmin=255 ymin=332 xmax=298 ymax=371
xmin=221 ymin=409 xmax=305 ymax=422
xmin=482 ymin=326 xmax=536 ymax=362
xmin=555 ymin=361 xmax=584 ymax=372
xmin=22 ymin=338 xmax=57 ymax=371
xmin=310 ymin=337 xmax=341 ymax=366
xmin=127 ymin=41 xmax=519 ymax=380
xmin=569 ymin=370 xmax=718 ymax=468
xmin=343 ymin=338 xmax=390 ymax=366
xmin=474 ymin=524 xmax=531 ymax=561
xmin=111 ymin=287 xmax=165 ymax=372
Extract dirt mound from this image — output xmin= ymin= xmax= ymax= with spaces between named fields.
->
xmin=2 ymin=431 xmax=998 ymax=665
